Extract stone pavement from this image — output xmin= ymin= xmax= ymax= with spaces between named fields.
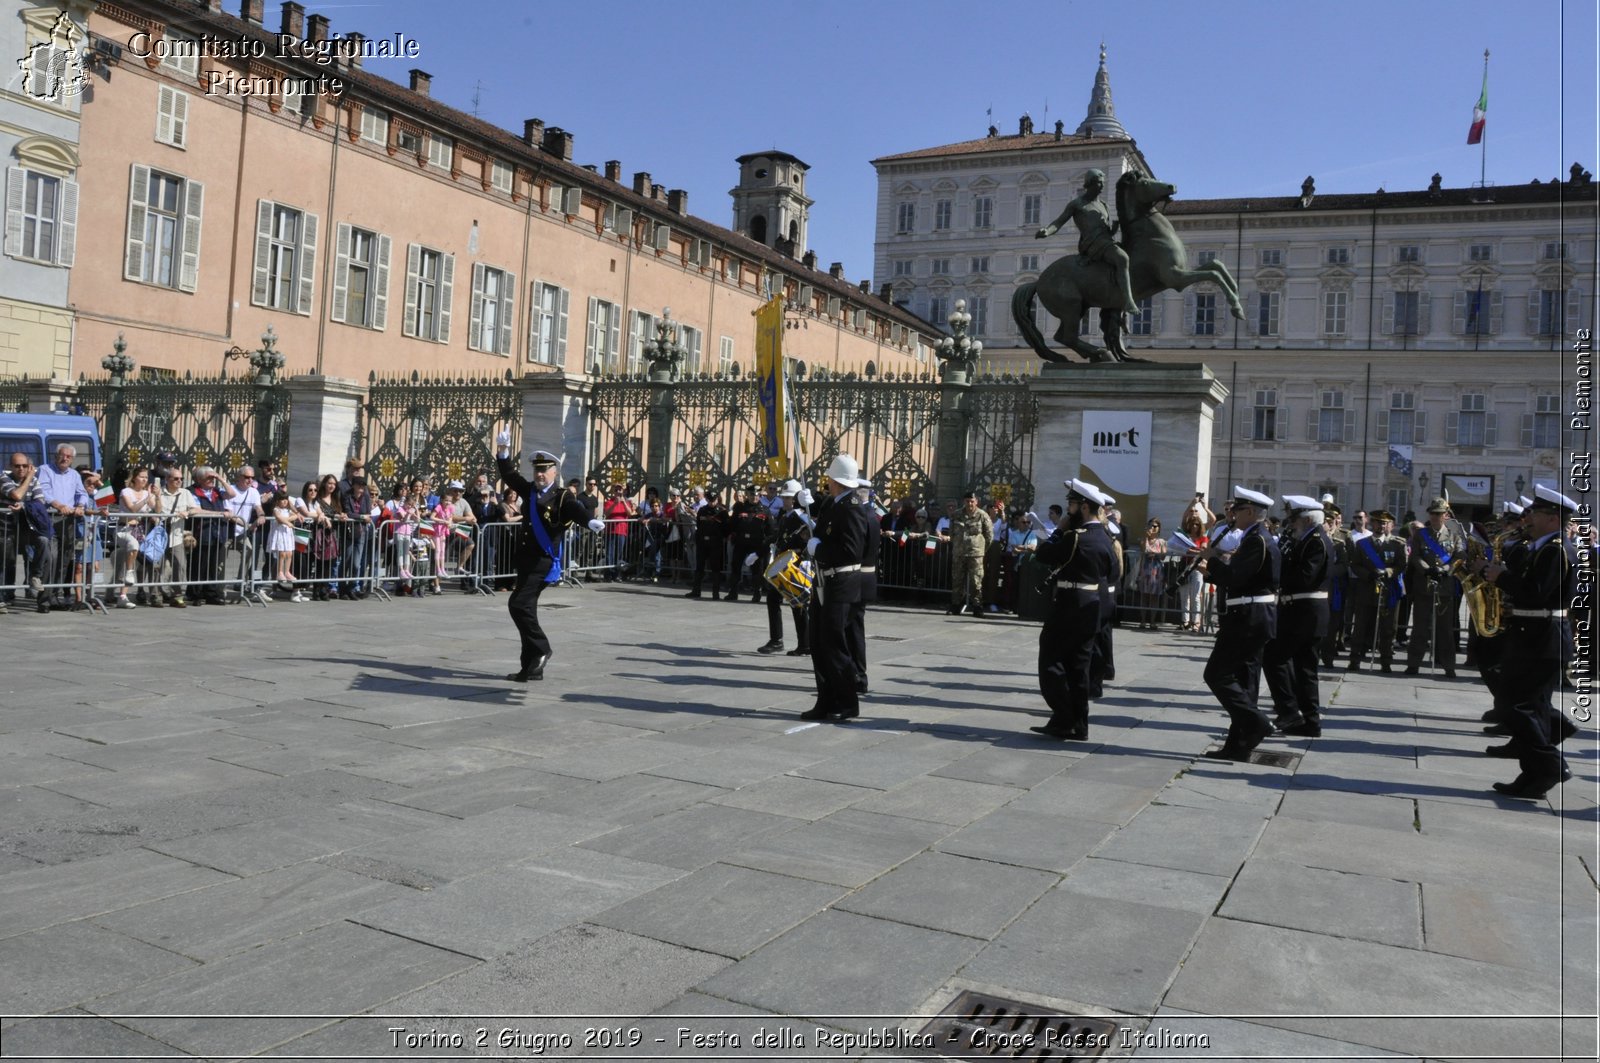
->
xmin=0 ymin=583 xmax=1595 ymax=1061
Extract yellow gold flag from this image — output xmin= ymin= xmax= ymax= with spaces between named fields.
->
xmin=755 ymin=295 xmax=787 ymax=478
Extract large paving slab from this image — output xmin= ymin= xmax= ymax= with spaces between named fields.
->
xmin=1 ymin=583 xmax=1593 ymax=1059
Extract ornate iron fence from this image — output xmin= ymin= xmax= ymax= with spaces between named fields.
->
xmin=0 ymin=377 xmax=30 ymax=412
xmin=72 ymin=371 xmax=292 ymax=477
xmin=356 ymin=369 xmax=521 ymax=490
xmin=968 ymin=378 xmax=1039 ymax=509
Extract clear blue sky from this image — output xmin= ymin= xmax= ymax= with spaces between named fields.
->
xmin=335 ymin=0 xmax=1595 ymax=283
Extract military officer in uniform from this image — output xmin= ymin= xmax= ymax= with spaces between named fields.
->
xmin=848 ymin=480 xmax=880 ymax=693
xmin=685 ymin=490 xmax=729 ymax=599
xmin=755 ymin=479 xmax=813 ymax=655
xmin=1264 ymin=495 xmax=1333 ymax=737
xmin=1024 ymin=479 xmax=1116 ymax=741
xmin=1474 ymin=486 xmax=1579 ymax=799
xmin=946 ymin=490 xmax=994 ymax=617
xmin=1319 ymin=503 xmax=1350 ymax=668
xmin=1091 ymin=494 xmax=1124 ymax=696
xmin=728 ymin=486 xmax=769 ymax=602
xmin=1479 ymin=500 xmax=1527 ymax=726
xmin=493 ymin=431 xmax=604 ymax=681
xmin=1196 ymin=486 xmax=1282 ymax=759
xmin=1346 ymin=510 xmax=1408 ymax=673
xmin=1404 ymin=497 xmax=1466 ymax=676
xmin=801 ymin=455 xmax=875 ymax=722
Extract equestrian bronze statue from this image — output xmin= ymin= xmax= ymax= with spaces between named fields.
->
xmin=1014 ymin=171 xmax=1244 ymax=363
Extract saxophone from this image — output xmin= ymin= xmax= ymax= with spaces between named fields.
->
xmin=1452 ymin=532 xmax=1505 ymax=638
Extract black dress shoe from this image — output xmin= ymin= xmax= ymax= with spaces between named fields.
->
xmin=855 ymin=675 xmax=869 ymax=695
xmin=798 ymin=707 xmax=833 ymax=722
xmin=1484 ymin=742 xmax=1518 ymax=758
xmin=829 ymin=709 xmax=860 ymax=722
xmin=505 ymin=670 xmax=543 ymax=682
xmin=1346 ymin=660 xmax=1362 ymax=672
xmin=1029 ymin=725 xmax=1071 ymax=740
xmin=684 ymin=590 xmax=702 ymax=598
xmin=756 ymin=640 xmax=784 ymax=654
xmin=1403 ymin=665 xmax=1420 ymax=676
xmin=1444 ymin=669 xmax=1457 ymax=679
xmin=786 ymin=646 xmax=809 ymax=656
xmin=1280 ymin=722 xmax=1322 ymax=738
xmin=1274 ymin=715 xmax=1306 ymax=732
xmin=1203 ymin=745 xmax=1246 ymax=761
xmin=1483 ymin=724 xmax=1511 ymax=736
xmin=1493 ymin=770 xmax=1571 ymax=800
xmin=1380 ymin=664 xmax=1394 ymax=675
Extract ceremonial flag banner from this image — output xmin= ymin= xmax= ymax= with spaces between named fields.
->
xmin=293 ymin=527 xmax=311 ymax=552
xmin=754 ymin=295 xmax=788 ymax=478
xmin=1467 ymin=68 xmax=1487 ymax=144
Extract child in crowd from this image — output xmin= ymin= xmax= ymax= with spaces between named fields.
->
xmin=268 ymin=493 xmax=305 ymax=601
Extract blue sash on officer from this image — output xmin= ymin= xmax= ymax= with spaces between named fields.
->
xmin=528 ymin=486 xmax=564 ymax=584
xmin=1419 ymin=527 xmax=1452 ymax=566
xmin=1357 ymin=535 xmax=1404 ymax=608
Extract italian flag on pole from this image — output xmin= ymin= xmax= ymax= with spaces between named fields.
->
xmin=293 ymin=526 xmax=312 ymax=552
xmin=1466 ymin=68 xmax=1487 ymax=144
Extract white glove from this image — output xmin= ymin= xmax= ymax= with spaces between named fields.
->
xmin=1025 ymin=510 xmax=1043 ymax=528
xmin=805 ymin=537 xmax=820 ymax=557
xmin=744 ymin=552 xmax=758 ymax=568
xmin=495 ymin=429 xmax=511 ymax=447
xmin=587 ymin=518 xmax=605 ymax=533
xmin=796 ymin=488 xmax=813 ymax=507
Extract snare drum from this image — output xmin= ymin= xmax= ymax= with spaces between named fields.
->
xmin=764 ymin=549 xmax=813 ymax=607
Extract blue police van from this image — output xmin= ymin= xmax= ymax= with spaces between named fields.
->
xmin=0 ymin=413 xmax=104 ymax=472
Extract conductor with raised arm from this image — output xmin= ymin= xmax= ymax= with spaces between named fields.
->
xmin=493 ymin=429 xmax=603 ymax=681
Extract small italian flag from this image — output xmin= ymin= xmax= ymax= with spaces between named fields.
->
xmin=93 ymin=485 xmax=115 ymax=509
xmin=417 ymin=520 xmax=436 ymax=536
xmin=451 ymin=524 xmax=472 ymax=542
xmin=294 ymin=527 xmax=312 ymax=552
xmin=1466 ymin=67 xmax=1487 ymax=145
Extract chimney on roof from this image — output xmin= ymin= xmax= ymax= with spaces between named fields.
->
xmin=280 ymin=1 xmax=304 ymax=38
xmin=542 ymin=127 xmax=573 ymax=161
xmin=581 ymin=164 xmax=597 ymax=173
xmin=408 ymin=69 xmax=430 ymax=96
xmin=632 ymin=171 xmax=651 ymax=195
xmin=667 ymin=189 xmax=688 ymax=215
xmin=802 ymin=250 xmax=817 ymax=270
xmin=858 ymin=279 xmax=871 ymax=294
xmin=604 ymin=160 xmax=621 ymax=182
xmin=879 ymin=282 xmax=894 ymax=301
xmin=522 ymin=118 xmax=544 ymax=146
xmin=1019 ymin=113 xmax=1033 ymax=135
xmin=829 ymin=262 xmax=845 ymax=279
xmin=241 ymin=0 xmax=264 ymax=23
xmin=198 ymin=0 xmax=221 ymax=11
xmin=651 ymin=183 xmax=666 ymax=203
xmin=343 ymin=31 xmax=364 ymax=67
xmin=307 ymin=12 xmax=329 ymax=45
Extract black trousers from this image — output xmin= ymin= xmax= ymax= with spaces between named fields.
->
xmin=691 ymin=539 xmax=723 ymax=596
xmin=507 ymin=563 xmax=552 ymax=672
xmin=1038 ymin=595 xmax=1099 ymax=732
xmin=1405 ymin=580 xmax=1459 ymax=669
xmin=764 ymin=585 xmax=807 ymax=647
xmin=1500 ymin=622 xmax=1570 ymax=781
xmin=847 ymin=601 xmax=867 ymax=679
xmin=1349 ymin=591 xmax=1397 ymax=664
xmin=1204 ymin=605 xmax=1274 ymax=747
xmin=1263 ymin=631 xmax=1322 ymax=723
xmin=729 ymin=539 xmax=762 ymax=598
xmin=810 ymin=596 xmax=858 ymax=715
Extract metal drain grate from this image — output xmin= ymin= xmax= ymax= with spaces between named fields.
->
xmin=1247 ymin=749 xmax=1302 ymax=769
xmin=868 ymin=635 xmax=907 ymax=642
xmin=915 ymin=990 xmax=1117 ymax=1060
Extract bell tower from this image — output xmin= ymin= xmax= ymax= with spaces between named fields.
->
xmin=730 ymin=151 xmax=813 ymax=257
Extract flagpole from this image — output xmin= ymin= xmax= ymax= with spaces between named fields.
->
xmin=1478 ymin=50 xmax=1489 ymax=189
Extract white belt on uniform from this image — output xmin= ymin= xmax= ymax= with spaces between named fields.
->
xmin=1055 ymin=580 xmax=1102 ymax=592
xmin=820 ymin=564 xmax=861 ymax=577
xmin=1282 ymin=591 xmax=1329 ymax=602
xmin=1509 ymin=608 xmax=1567 ymax=618
xmin=1227 ymin=594 xmax=1278 ymax=607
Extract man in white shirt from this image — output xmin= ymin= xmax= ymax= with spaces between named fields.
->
xmin=223 ymin=466 xmax=265 ymax=589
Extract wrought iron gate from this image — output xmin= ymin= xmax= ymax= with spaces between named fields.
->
xmin=74 ymin=371 xmax=292 ymax=477
xmin=356 ymin=369 xmax=521 ymax=489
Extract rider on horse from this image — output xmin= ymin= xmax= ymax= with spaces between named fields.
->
xmin=1036 ymin=169 xmax=1138 ymax=315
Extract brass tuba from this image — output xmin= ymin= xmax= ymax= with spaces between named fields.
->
xmin=1452 ymin=534 xmax=1504 ymax=638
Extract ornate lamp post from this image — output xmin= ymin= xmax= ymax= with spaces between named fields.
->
xmin=935 ymin=299 xmax=983 ymax=384
xmin=101 ymin=332 xmax=135 ymax=381
xmin=100 ymin=333 xmax=135 ymax=469
xmin=644 ymin=307 xmax=685 ymax=382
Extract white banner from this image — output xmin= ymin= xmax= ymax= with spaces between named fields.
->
xmin=1080 ymin=410 xmax=1153 ymax=496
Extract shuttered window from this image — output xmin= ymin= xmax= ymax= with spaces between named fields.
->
xmin=250 ymin=199 xmax=318 ymax=314
xmin=123 ymin=164 xmax=202 ymax=292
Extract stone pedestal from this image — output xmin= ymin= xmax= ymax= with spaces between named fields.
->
xmin=20 ymin=377 xmax=78 ymax=414
xmin=284 ymin=374 xmax=365 ymax=482
xmin=1029 ymin=362 xmax=1228 ymax=533
xmin=519 ymin=372 xmax=592 ymax=476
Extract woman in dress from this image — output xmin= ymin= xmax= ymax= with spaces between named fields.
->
xmin=1136 ymin=518 xmax=1168 ymax=629
xmin=114 ymin=465 xmax=158 ymax=607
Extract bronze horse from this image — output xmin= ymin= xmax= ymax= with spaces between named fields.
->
xmin=1013 ymin=173 xmax=1244 ymax=363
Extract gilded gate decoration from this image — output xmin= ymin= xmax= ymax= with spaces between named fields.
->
xmin=74 ymin=371 xmax=293 ymax=477
xmin=967 ymin=380 xmax=1039 ymax=508
xmin=585 ymin=378 xmax=651 ymax=494
xmin=357 ymin=369 xmax=521 ymax=489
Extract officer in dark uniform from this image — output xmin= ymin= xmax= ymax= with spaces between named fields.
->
xmin=1319 ymin=502 xmax=1349 ymax=668
xmin=685 ymin=490 xmax=728 ymax=599
xmin=728 ymin=486 xmax=769 ymax=602
xmin=756 ymin=479 xmax=813 ymax=655
xmin=1404 ymin=496 xmax=1467 ymax=677
xmin=1090 ymin=495 xmax=1124 ymax=698
xmin=800 ymin=454 xmax=874 ymax=722
xmin=1479 ymin=500 xmax=1527 ymax=727
xmin=1346 ymin=511 xmax=1408 ymax=672
xmin=1264 ymin=495 xmax=1333 ymax=737
xmin=1197 ymin=486 xmax=1282 ymax=759
xmin=492 ymin=431 xmax=602 ymax=681
xmin=848 ymin=483 xmax=881 ymax=694
xmin=1475 ymin=486 xmax=1579 ymax=799
xmin=1025 ymin=479 xmax=1116 ymax=741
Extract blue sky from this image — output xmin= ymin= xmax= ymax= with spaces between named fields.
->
xmin=338 ymin=0 xmax=1596 ymax=282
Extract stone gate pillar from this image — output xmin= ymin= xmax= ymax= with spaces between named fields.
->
xmin=645 ymin=365 xmax=676 ymax=491
xmin=283 ymin=374 xmax=366 ymax=482
xmin=1028 ymin=362 xmax=1228 ymax=534
xmin=518 ymin=371 xmax=592 ymax=475
xmin=934 ymin=372 xmax=972 ymax=501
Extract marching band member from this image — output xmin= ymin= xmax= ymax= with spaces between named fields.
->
xmin=800 ymin=455 xmax=874 ymax=722
xmin=1479 ymin=500 xmax=1527 ymax=727
xmin=1196 ymin=486 xmax=1282 ymax=760
xmin=849 ymin=481 xmax=881 ymax=694
xmin=1263 ymin=495 xmax=1333 ymax=737
xmin=755 ymin=479 xmax=813 ymax=656
xmin=1474 ymin=486 xmax=1579 ymax=799
xmin=1024 ymin=479 xmax=1116 ymax=741
xmin=1091 ymin=494 xmax=1123 ymax=697
xmin=492 ymin=430 xmax=603 ymax=681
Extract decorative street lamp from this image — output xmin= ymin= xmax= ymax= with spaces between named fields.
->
xmin=935 ymin=299 xmax=983 ymax=383
xmin=643 ymin=306 xmax=685 ymax=382
xmin=101 ymin=332 xmax=135 ymax=382
xmin=222 ymin=325 xmax=285 ymax=384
